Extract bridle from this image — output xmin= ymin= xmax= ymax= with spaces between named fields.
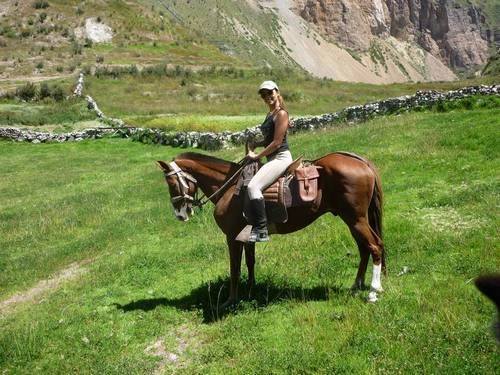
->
xmin=164 ymin=161 xmax=199 ymax=207
xmin=164 ymin=158 xmax=249 ymax=209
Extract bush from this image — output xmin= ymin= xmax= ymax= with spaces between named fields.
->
xmin=51 ymin=85 xmax=65 ymax=101
xmin=35 ymin=61 xmax=44 ymax=70
xmin=96 ymin=55 xmax=104 ymax=63
xmin=39 ymin=12 xmax=47 ymax=23
xmin=72 ymin=42 xmax=82 ymax=55
xmin=84 ymin=37 xmax=93 ymax=48
xmin=33 ymin=0 xmax=49 ymax=9
xmin=39 ymin=82 xmax=51 ymax=99
xmin=16 ymin=82 xmax=37 ymax=101
xmin=20 ymin=29 xmax=32 ymax=38
xmin=82 ymin=65 xmax=91 ymax=75
xmin=56 ymin=66 xmax=64 ymax=73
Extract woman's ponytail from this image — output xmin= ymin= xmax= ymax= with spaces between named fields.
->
xmin=277 ymin=93 xmax=287 ymax=111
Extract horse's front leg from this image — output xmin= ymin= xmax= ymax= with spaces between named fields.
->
xmin=221 ymin=237 xmax=243 ymax=309
xmin=244 ymin=243 xmax=255 ymax=298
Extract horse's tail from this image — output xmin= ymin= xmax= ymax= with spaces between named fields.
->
xmin=367 ymin=161 xmax=386 ymax=274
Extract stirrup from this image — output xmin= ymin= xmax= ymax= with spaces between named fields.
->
xmin=248 ymin=227 xmax=269 ymax=243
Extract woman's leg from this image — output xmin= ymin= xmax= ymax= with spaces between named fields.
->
xmin=246 ymin=151 xmax=292 ymax=242
xmin=247 ymin=151 xmax=292 ymax=199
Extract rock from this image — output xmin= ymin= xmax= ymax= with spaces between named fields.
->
xmin=297 ymin=0 xmax=493 ymax=69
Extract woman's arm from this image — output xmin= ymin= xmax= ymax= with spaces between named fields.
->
xmin=250 ymin=110 xmax=288 ymax=160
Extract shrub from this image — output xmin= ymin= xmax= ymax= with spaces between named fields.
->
xmin=36 ymin=61 xmax=44 ymax=70
xmin=20 ymin=29 xmax=32 ymax=38
xmin=462 ymin=97 xmax=474 ymax=110
xmin=56 ymin=66 xmax=64 ymax=73
xmin=84 ymin=37 xmax=93 ymax=48
xmin=435 ymin=100 xmax=446 ymax=113
xmin=33 ymin=0 xmax=49 ymax=9
xmin=51 ymin=85 xmax=65 ymax=101
xmin=96 ymin=55 xmax=104 ymax=63
xmin=16 ymin=82 xmax=37 ymax=101
xmin=82 ymin=65 xmax=91 ymax=75
xmin=39 ymin=82 xmax=51 ymax=99
xmin=0 ymin=38 xmax=6 ymax=47
xmin=39 ymin=12 xmax=47 ymax=23
xmin=71 ymin=42 xmax=82 ymax=55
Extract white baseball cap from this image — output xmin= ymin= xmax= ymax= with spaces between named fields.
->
xmin=258 ymin=80 xmax=279 ymax=92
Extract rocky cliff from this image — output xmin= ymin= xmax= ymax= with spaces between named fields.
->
xmin=296 ymin=0 xmax=496 ymax=70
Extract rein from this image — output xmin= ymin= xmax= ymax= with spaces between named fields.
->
xmin=165 ymin=158 xmax=248 ymax=209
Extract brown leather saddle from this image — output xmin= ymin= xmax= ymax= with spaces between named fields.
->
xmin=235 ymin=157 xmax=322 ymax=224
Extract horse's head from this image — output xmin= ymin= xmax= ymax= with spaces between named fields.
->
xmin=157 ymin=160 xmax=198 ymax=221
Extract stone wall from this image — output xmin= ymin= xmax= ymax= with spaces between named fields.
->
xmin=1 ymin=84 xmax=498 ymax=149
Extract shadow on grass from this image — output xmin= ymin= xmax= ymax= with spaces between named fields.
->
xmin=113 ymin=278 xmax=344 ymax=323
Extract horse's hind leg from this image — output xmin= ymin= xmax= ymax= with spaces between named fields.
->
xmin=244 ymin=243 xmax=255 ymax=297
xmin=348 ymin=218 xmax=384 ymax=302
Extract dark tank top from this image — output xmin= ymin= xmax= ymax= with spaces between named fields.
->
xmin=260 ymin=109 xmax=289 ymax=159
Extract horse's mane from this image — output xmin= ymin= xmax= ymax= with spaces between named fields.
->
xmin=175 ymin=152 xmax=238 ymax=169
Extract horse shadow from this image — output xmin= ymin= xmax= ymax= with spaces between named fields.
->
xmin=113 ymin=278 xmax=345 ymax=323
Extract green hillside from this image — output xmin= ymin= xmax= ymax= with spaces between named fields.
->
xmin=1 ymin=0 xmax=496 ymax=84
xmin=482 ymin=49 xmax=500 ymax=77
xmin=0 ymin=0 xmax=290 ymax=81
xmin=1 ymin=105 xmax=498 ymax=373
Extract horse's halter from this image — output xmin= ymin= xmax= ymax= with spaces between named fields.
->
xmin=164 ymin=161 xmax=199 ymax=208
xmin=162 ymin=158 xmax=249 ymax=219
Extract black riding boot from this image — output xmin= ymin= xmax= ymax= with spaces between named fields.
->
xmin=248 ymin=198 xmax=269 ymax=242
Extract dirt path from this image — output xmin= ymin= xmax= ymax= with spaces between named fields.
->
xmin=0 ymin=259 xmax=92 ymax=315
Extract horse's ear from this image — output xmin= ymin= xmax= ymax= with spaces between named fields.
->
xmin=156 ymin=160 xmax=170 ymax=171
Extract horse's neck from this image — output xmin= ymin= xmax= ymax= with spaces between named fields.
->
xmin=177 ymin=158 xmax=231 ymax=196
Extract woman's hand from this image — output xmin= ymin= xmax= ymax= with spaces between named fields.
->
xmin=246 ymin=150 xmax=259 ymax=160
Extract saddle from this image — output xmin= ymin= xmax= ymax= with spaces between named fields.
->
xmin=235 ymin=157 xmax=322 ymax=224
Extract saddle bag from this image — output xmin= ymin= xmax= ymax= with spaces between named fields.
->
xmin=294 ymin=165 xmax=320 ymax=202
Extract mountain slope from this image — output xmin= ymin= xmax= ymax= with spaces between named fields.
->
xmin=0 ymin=0 xmax=497 ymax=84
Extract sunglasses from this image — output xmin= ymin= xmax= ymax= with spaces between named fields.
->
xmin=259 ymin=90 xmax=274 ymax=98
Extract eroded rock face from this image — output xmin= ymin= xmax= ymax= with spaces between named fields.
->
xmin=296 ymin=0 xmax=496 ymax=69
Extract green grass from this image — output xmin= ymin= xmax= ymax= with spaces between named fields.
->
xmin=85 ymin=72 xmax=499 ymax=119
xmin=0 ymin=98 xmax=96 ymax=129
xmin=2 ymin=75 xmax=497 ymax=133
xmin=124 ymin=114 xmax=262 ymax=132
xmin=0 ymin=106 xmax=499 ymax=373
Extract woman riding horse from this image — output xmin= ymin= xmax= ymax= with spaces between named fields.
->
xmin=245 ymin=80 xmax=292 ymax=242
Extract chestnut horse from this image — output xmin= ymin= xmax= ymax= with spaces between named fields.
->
xmin=157 ymin=151 xmax=385 ymax=305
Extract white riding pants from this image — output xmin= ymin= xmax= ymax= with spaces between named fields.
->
xmin=247 ymin=150 xmax=293 ymax=200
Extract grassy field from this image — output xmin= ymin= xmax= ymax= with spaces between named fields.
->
xmin=2 ymin=72 xmax=498 ymax=132
xmin=1 ymin=104 xmax=499 ymax=373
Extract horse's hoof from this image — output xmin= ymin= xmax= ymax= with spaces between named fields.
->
xmin=367 ymin=291 xmax=378 ymax=303
xmin=350 ymin=283 xmax=366 ymax=292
